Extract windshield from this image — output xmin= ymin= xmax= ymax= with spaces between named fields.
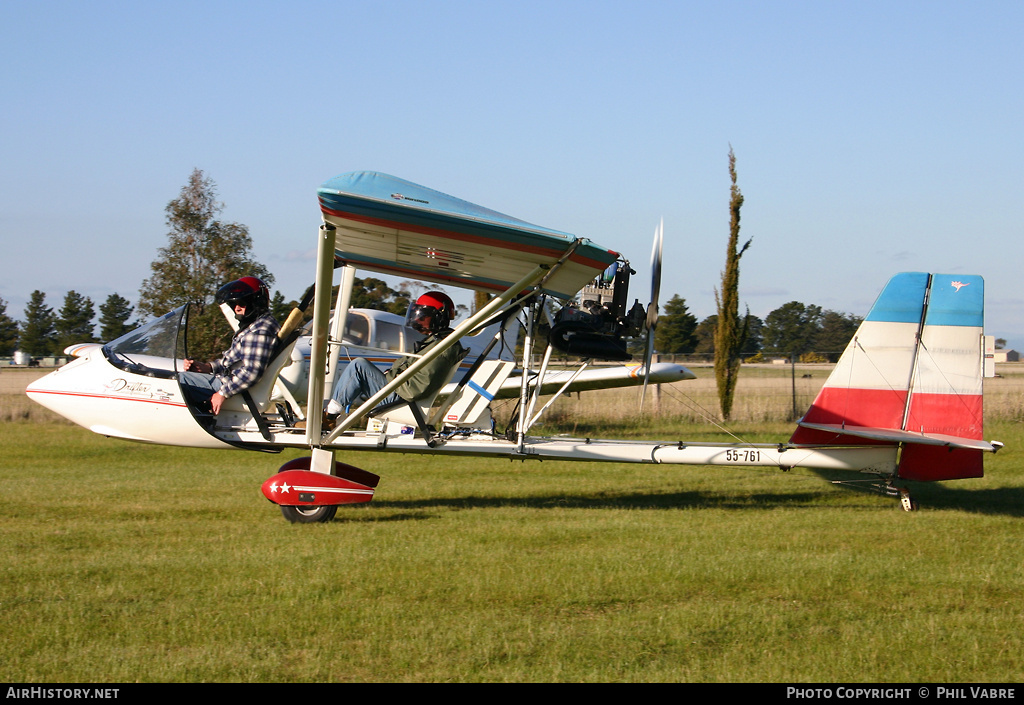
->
xmin=102 ymin=305 xmax=189 ymax=378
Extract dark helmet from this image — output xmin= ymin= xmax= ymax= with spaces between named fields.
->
xmin=216 ymin=276 xmax=270 ymax=322
xmin=406 ymin=291 xmax=455 ymax=334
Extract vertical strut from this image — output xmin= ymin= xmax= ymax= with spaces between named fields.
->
xmin=305 ymin=222 xmax=337 ymax=445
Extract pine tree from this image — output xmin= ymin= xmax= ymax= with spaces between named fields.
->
xmin=654 ymin=295 xmax=698 ymax=354
xmin=713 ymin=147 xmax=753 ymax=421
xmin=20 ymin=290 xmax=56 ymax=356
xmin=55 ymin=291 xmax=96 ymax=351
xmin=270 ymin=291 xmax=291 ymax=323
xmin=138 ymin=169 xmax=273 ymax=360
xmin=694 ymin=315 xmax=718 ymax=355
xmin=98 ymin=293 xmax=135 ymax=341
xmin=0 ymin=298 xmax=19 ymax=356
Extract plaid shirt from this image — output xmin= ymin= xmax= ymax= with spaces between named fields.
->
xmin=210 ymin=313 xmax=280 ymax=399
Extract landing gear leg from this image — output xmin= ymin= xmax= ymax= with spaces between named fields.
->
xmin=898 ymin=487 xmax=919 ymax=512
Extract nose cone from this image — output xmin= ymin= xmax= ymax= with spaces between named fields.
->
xmin=25 ymin=366 xmax=56 ymax=396
xmin=24 ymin=363 xmax=78 ymax=418
xmin=24 ymin=372 xmax=41 ymax=393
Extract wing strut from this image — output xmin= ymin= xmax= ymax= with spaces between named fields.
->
xmin=304 ymin=223 xmax=338 ymax=444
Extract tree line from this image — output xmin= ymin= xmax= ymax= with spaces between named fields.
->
xmin=0 ymin=169 xmax=269 ymax=360
xmin=0 ymin=291 xmax=136 ymax=357
xmin=655 ymin=294 xmax=863 ymax=362
xmin=0 ymin=166 xmax=440 ymax=360
xmin=0 ymin=275 xmax=419 ymax=359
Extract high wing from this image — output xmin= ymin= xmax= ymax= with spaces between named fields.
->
xmin=317 ymin=171 xmax=619 ymax=299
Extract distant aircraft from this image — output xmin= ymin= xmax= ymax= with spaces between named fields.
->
xmin=27 ymin=171 xmax=1001 ymax=521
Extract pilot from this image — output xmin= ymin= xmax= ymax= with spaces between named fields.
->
xmin=322 ymin=291 xmax=467 ymax=428
xmin=182 ymin=276 xmax=281 ymax=415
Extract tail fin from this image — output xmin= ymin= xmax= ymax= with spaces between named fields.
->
xmin=791 ymin=272 xmax=992 ymax=481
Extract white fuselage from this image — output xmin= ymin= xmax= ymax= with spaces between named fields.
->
xmin=26 ymin=350 xmax=232 ymax=448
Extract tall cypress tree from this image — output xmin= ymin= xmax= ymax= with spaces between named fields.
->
xmin=714 ymin=148 xmax=753 ymax=420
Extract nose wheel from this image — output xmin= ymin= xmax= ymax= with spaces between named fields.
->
xmin=280 ymin=505 xmax=338 ymax=524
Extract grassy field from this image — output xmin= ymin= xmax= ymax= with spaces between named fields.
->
xmin=2 ymin=366 xmax=1024 ymax=682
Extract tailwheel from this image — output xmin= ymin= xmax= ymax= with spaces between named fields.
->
xmin=280 ymin=505 xmax=338 ymax=524
xmin=898 ymin=487 xmax=919 ymax=512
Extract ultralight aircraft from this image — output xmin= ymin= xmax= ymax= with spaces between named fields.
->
xmin=27 ymin=171 xmax=1002 ymax=521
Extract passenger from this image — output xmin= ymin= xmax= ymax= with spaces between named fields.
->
xmin=322 ymin=291 xmax=467 ymax=428
xmin=182 ymin=276 xmax=280 ymax=414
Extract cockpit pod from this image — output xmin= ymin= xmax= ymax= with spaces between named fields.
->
xmin=27 ymin=304 xmax=237 ymax=449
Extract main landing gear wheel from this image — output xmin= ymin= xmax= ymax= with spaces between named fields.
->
xmin=280 ymin=505 xmax=338 ymax=524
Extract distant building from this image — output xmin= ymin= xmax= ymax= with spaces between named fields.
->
xmin=994 ymin=349 xmax=1020 ymax=363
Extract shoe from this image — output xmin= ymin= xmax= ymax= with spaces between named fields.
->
xmin=295 ymin=411 xmax=338 ymax=431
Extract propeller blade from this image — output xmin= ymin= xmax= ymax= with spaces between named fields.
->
xmin=646 ymin=218 xmax=663 ymax=330
xmin=640 ymin=219 xmax=664 ymax=410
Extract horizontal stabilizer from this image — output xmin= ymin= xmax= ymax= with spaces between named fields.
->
xmin=796 ymin=422 xmax=997 ymax=452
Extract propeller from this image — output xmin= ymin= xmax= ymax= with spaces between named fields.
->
xmin=640 ymin=219 xmax=664 ymax=409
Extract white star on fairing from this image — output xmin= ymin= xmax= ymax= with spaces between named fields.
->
xmin=269 ymin=482 xmax=292 ymax=494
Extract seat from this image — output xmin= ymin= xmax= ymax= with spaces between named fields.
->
xmin=368 ymin=358 xmax=515 ymax=446
xmin=367 ymin=364 xmax=462 ymax=447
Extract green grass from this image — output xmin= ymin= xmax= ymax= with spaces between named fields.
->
xmin=2 ymin=420 xmax=1024 ymax=682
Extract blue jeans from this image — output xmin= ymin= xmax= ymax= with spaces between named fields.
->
xmin=330 ymin=358 xmax=399 ymax=413
xmin=179 ymin=371 xmax=222 ymax=410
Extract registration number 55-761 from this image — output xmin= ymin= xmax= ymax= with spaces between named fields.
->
xmin=724 ymin=449 xmax=761 ymax=463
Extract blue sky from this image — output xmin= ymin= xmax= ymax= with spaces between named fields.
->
xmin=2 ymin=1 xmax=1022 ymax=349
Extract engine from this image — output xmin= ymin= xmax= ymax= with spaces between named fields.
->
xmin=549 ymin=260 xmax=647 ymax=361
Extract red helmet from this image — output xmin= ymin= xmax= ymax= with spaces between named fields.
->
xmin=406 ymin=291 xmax=455 ymax=334
xmin=216 ymin=276 xmax=270 ymax=314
